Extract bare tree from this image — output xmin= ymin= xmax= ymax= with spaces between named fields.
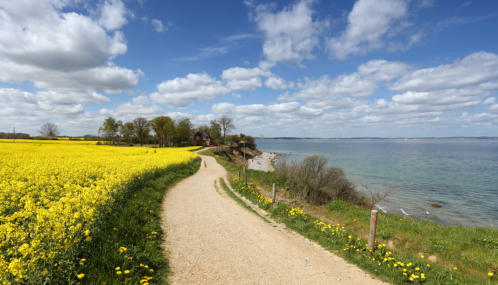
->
xmin=218 ymin=116 xmax=234 ymax=144
xmin=39 ymin=123 xmax=59 ymax=137
xmin=120 ymin=122 xmax=134 ymax=144
xmin=133 ymin=117 xmax=150 ymax=146
xmin=360 ymin=182 xmax=394 ymax=209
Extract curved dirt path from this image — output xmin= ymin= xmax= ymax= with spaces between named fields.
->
xmin=162 ymin=155 xmax=388 ymax=285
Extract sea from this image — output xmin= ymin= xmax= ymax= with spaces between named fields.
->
xmin=256 ymin=138 xmax=498 ymax=228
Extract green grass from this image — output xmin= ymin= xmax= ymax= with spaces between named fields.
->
xmin=76 ymin=158 xmax=201 ymax=284
xmin=201 ymin=148 xmax=497 ymax=284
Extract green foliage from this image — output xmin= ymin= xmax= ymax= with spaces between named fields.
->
xmin=150 ymin=116 xmax=175 ymax=147
xmin=99 ymin=117 xmax=121 ymax=144
xmin=174 ymin=118 xmax=193 ymax=146
xmin=326 ymin=199 xmax=350 ymax=211
xmin=209 ymin=120 xmax=222 ymax=145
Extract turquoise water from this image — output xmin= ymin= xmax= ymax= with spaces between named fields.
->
xmin=256 ymin=138 xmax=498 ymax=228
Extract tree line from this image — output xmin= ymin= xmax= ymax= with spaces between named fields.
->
xmin=98 ymin=116 xmax=235 ymax=146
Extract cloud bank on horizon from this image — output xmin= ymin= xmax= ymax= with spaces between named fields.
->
xmin=0 ymin=0 xmax=497 ymax=137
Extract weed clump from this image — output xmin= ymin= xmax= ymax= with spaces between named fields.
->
xmin=275 ymin=155 xmax=364 ymax=205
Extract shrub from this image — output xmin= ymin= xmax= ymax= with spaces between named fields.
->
xmin=275 ymin=155 xmax=364 ymax=205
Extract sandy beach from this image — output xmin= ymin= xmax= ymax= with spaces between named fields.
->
xmin=247 ymin=151 xmax=277 ymax=171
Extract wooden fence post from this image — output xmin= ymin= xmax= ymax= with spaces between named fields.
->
xmin=368 ymin=210 xmax=378 ymax=251
xmin=244 ymin=166 xmax=247 ymax=186
xmin=272 ymin=183 xmax=276 ymax=203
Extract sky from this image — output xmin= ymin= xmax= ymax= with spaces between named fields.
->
xmin=1 ymin=0 xmax=498 ymax=137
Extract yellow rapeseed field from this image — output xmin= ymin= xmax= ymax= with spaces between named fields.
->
xmin=0 ymin=140 xmax=198 ymax=283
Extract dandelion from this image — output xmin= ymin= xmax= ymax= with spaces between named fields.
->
xmin=124 ymin=270 xmax=130 ymax=274
xmin=488 ymin=272 xmax=494 ymax=277
xmin=115 ymin=267 xmax=121 ymax=271
xmin=453 ymin=266 xmax=458 ymax=270
xmin=77 ymin=273 xmax=85 ymax=279
xmin=116 ymin=271 xmax=122 ymax=275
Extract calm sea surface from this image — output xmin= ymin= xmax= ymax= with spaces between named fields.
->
xmin=256 ymin=138 xmax=498 ymax=228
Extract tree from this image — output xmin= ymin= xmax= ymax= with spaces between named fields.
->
xmin=150 ymin=116 xmax=174 ymax=147
xmin=99 ymin=117 xmax=120 ymax=144
xmin=175 ymin=118 xmax=193 ymax=146
xmin=39 ymin=123 xmax=59 ymax=137
xmin=209 ymin=120 xmax=222 ymax=145
xmin=133 ymin=117 xmax=150 ymax=146
xmin=120 ymin=122 xmax=134 ymax=144
xmin=218 ymin=116 xmax=234 ymax=144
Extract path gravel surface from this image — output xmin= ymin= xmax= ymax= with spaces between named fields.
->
xmin=161 ymin=154 xmax=388 ymax=285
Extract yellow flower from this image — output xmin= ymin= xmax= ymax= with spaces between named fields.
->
xmin=420 ymin=255 xmax=424 ymax=258
xmin=80 ymin=258 xmax=86 ymax=262
xmin=421 ymin=273 xmax=425 ymax=279
xmin=116 ymin=271 xmax=122 ymax=275
xmin=426 ymin=264 xmax=431 ymax=268
xmin=488 ymin=272 xmax=494 ymax=277
xmin=453 ymin=266 xmax=458 ymax=270
xmin=84 ymin=229 xmax=91 ymax=236
xmin=124 ymin=270 xmax=130 ymax=274
xmin=115 ymin=267 xmax=120 ymax=271
xmin=77 ymin=273 xmax=85 ymax=279
xmin=149 ymin=269 xmax=154 ymax=273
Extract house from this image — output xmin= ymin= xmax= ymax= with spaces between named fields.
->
xmin=193 ymin=131 xmax=211 ymax=146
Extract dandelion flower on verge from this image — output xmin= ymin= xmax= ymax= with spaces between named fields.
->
xmin=116 ymin=271 xmax=122 ymax=275
xmin=488 ymin=272 xmax=494 ymax=277
xmin=77 ymin=273 xmax=85 ymax=279
xmin=124 ymin=270 xmax=130 ymax=274
xmin=453 ymin=266 xmax=458 ymax=270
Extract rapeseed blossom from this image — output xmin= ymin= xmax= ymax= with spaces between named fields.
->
xmin=0 ymin=140 xmax=198 ymax=282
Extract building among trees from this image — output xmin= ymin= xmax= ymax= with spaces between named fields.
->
xmin=193 ymin=130 xmax=211 ymax=146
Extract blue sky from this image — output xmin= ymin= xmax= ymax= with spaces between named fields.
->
xmin=1 ymin=0 xmax=498 ymax=137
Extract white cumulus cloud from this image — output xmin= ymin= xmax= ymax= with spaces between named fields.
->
xmin=251 ymin=0 xmax=327 ymax=63
xmin=327 ymin=0 xmax=409 ymax=59
xmin=150 ymin=73 xmax=229 ymax=108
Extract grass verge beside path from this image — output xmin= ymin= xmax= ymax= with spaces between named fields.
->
xmin=201 ymin=148 xmax=497 ymax=284
xmin=78 ymin=158 xmax=201 ymax=284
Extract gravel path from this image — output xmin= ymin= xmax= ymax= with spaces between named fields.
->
xmin=161 ymin=155 xmax=388 ymax=285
